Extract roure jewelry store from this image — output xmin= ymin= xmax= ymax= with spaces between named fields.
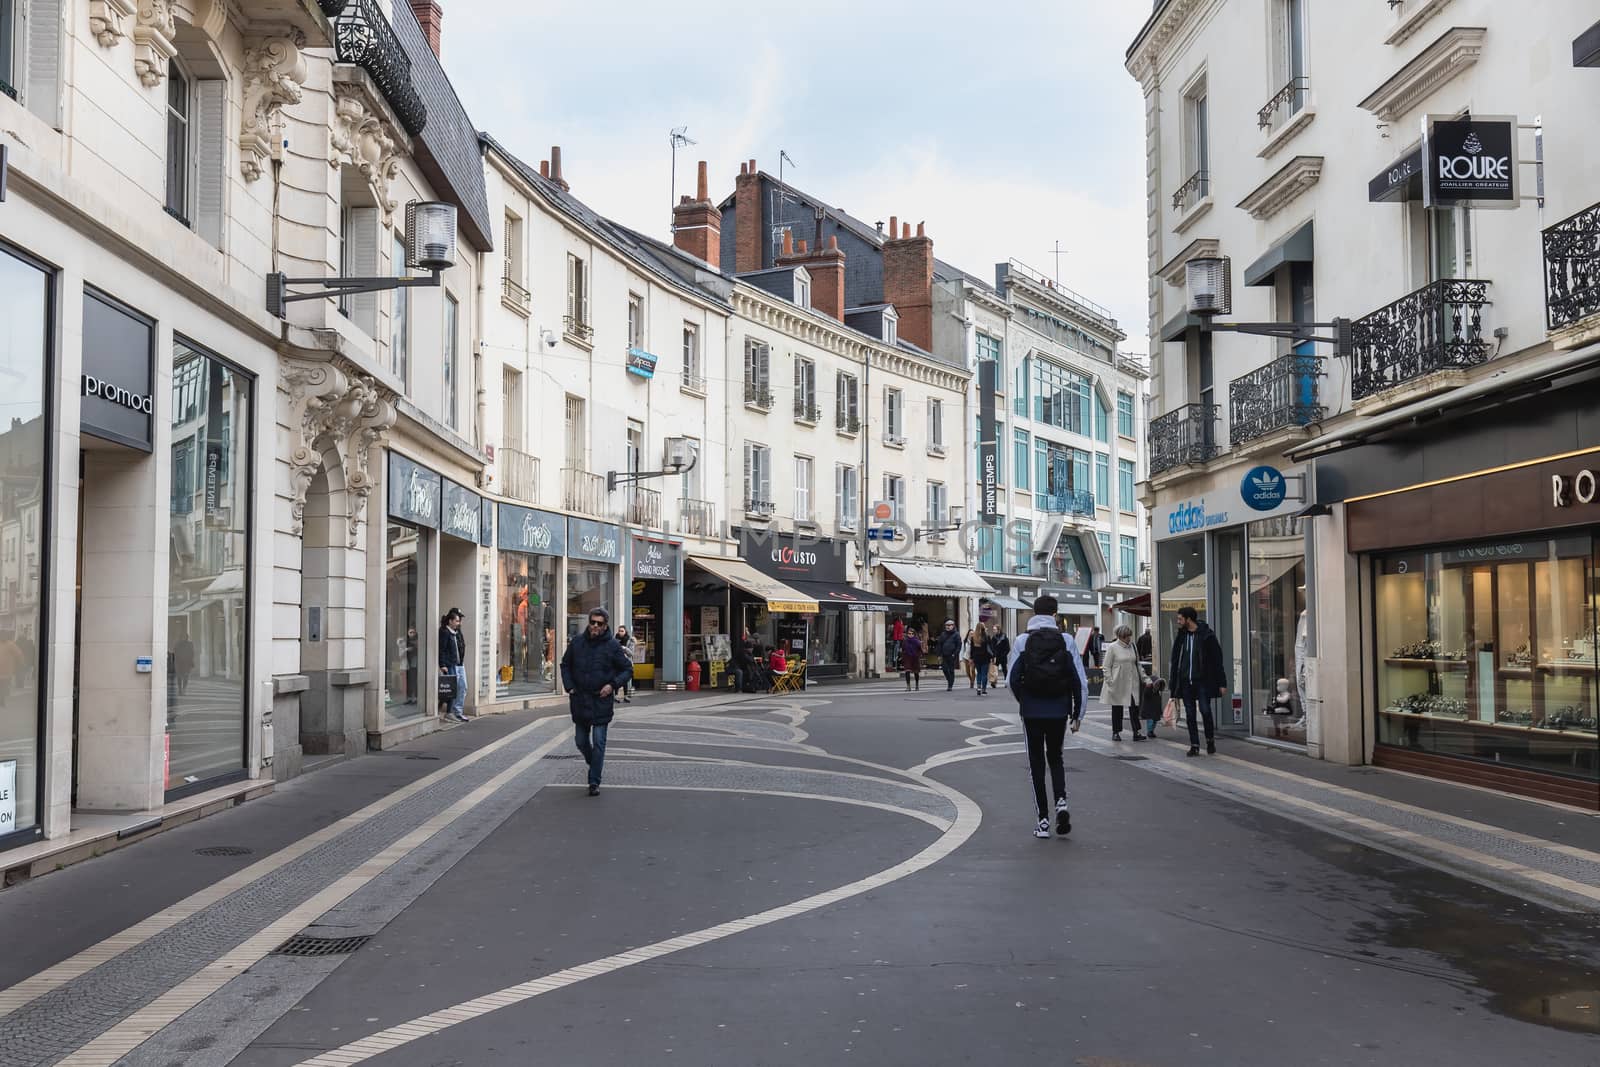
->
xmin=1314 ymin=364 xmax=1600 ymax=809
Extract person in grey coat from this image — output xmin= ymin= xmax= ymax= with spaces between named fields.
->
xmin=560 ymin=606 xmax=632 ymax=795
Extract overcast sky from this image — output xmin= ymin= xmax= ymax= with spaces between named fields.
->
xmin=442 ymin=0 xmax=1153 ymax=350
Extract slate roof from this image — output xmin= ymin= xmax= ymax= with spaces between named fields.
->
xmin=391 ymin=2 xmax=493 ymax=251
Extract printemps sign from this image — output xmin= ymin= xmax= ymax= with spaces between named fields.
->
xmin=1424 ymin=115 xmax=1519 ymax=209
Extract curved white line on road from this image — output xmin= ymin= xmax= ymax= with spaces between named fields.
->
xmin=545 ymin=782 xmax=952 ymax=831
xmin=290 ymin=774 xmax=983 ymax=1066
xmin=908 ymin=742 xmax=1026 ymax=776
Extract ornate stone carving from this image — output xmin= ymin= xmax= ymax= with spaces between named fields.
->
xmin=329 ymin=86 xmax=401 ymax=219
xmin=281 ymin=356 xmax=398 ymax=548
xmin=133 ymin=0 xmax=177 ymax=87
xmin=90 ymin=0 xmax=136 ymax=47
xmin=240 ymin=34 xmax=308 ymax=181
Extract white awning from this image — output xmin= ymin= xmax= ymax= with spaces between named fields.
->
xmin=982 ymin=594 xmax=1034 ymax=612
xmin=687 ymin=555 xmax=818 ymax=614
xmin=880 ymin=560 xmax=997 ymax=598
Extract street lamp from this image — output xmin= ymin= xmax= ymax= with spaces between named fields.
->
xmin=266 ymin=201 xmax=459 ymax=317
xmin=1184 ymin=255 xmax=1352 ymax=357
xmin=607 ymin=436 xmax=698 ymax=493
xmin=914 ymin=504 xmax=965 ymax=542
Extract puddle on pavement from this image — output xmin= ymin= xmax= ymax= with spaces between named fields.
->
xmin=1234 ymin=804 xmax=1600 ymax=1035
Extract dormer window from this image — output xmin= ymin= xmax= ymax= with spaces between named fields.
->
xmin=884 ymin=312 xmax=898 ymax=346
xmin=795 ymin=271 xmax=812 ymax=309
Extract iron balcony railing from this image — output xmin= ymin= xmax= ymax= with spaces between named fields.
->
xmin=499 ymin=447 xmax=539 ymax=504
xmin=562 ymin=467 xmax=606 ymax=516
xmin=1351 ymin=279 xmax=1491 ymax=401
xmin=745 ymin=497 xmax=776 ymax=518
xmin=317 ymin=0 xmax=349 ymax=15
xmin=1258 ymin=76 xmax=1310 ymax=130
xmin=681 ymin=371 xmax=706 ymax=394
xmin=0 ymin=77 xmax=16 ymax=101
xmin=1543 ymin=200 xmax=1600 ymax=332
xmin=502 ymin=275 xmax=530 ymax=313
xmin=1035 ymin=490 xmax=1096 ymax=517
xmin=1172 ymin=170 xmax=1210 ymax=213
xmin=624 ymin=486 xmax=661 ymax=528
xmin=744 ymin=383 xmax=773 ymax=410
xmin=1229 ymin=353 xmax=1325 ymax=444
xmin=794 ymin=399 xmax=821 ymax=423
xmin=1148 ymin=403 xmax=1220 ymax=474
xmin=563 ymin=314 xmax=593 ymax=342
xmin=332 ymin=0 xmax=427 ymax=135
xmin=679 ymin=498 xmax=717 ymax=537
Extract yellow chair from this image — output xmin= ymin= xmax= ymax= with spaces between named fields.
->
xmin=770 ymin=659 xmax=807 ymax=694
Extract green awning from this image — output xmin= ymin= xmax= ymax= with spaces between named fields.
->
xmin=1244 ymin=222 xmax=1314 ymax=287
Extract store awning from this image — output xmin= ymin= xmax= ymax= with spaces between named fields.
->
xmin=1112 ymin=592 xmax=1152 ymax=617
xmin=880 ymin=560 xmax=997 ymax=599
xmin=201 ymin=569 xmax=245 ymax=596
xmin=785 ymin=580 xmax=909 ymax=613
xmin=1243 ymin=221 xmax=1313 ymax=286
xmin=687 ymin=555 xmax=818 ymax=614
xmin=1158 ymin=574 xmax=1208 ymax=612
xmin=981 ymin=594 xmax=1033 ymax=612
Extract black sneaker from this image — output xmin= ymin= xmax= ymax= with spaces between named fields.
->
xmin=587 ymin=784 xmax=600 ymax=796
xmin=1054 ymin=798 xmax=1071 ymax=835
xmin=1033 ymin=818 xmax=1051 ymax=839
xmin=1206 ymin=741 xmax=1216 ymax=755
xmin=1112 ymin=732 xmax=1122 ymax=742
xmin=1187 ymin=747 xmax=1200 ymax=757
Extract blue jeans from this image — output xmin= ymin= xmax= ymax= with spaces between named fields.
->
xmin=574 ymin=721 xmax=609 ymax=787
xmin=974 ymin=661 xmax=990 ymax=692
xmin=449 ymin=666 xmax=467 ymax=718
xmin=1178 ymin=685 xmax=1216 ymax=748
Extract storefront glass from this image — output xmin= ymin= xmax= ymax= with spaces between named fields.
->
xmin=1213 ymin=529 xmax=1245 ymax=729
xmin=809 ymin=609 xmax=846 ymax=668
xmin=1247 ymin=517 xmax=1308 ymax=744
xmin=0 ymin=246 xmax=50 ymax=838
xmin=384 ymin=521 xmax=426 ymax=716
xmin=1157 ymin=534 xmax=1206 ymax=674
xmin=498 ymin=550 xmax=557 ymax=697
xmin=567 ymin=562 xmax=615 ymax=639
xmin=1374 ymin=537 xmax=1598 ymax=783
xmin=166 ymin=341 xmax=251 ymax=792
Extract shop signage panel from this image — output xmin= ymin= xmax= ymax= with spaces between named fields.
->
xmin=387 ymin=453 xmax=441 ymax=528
xmin=479 ymin=497 xmax=495 ymax=546
xmin=498 ymin=502 xmax=565 ymax=556
xmin=978 ymin=360 xmax=1000 ymax=524
xmin=1423 ymin=115 xmax=1519 ymax=209
xmin=741 ymin=527 xmax=849 ymax=584
xmin=81 ymin=288 xmax=155 ymax=451
xmin=632 ymin=535 xmax=681 ymax=581
xmin=0 ymin=759 xmax=14 ymax=832
xmin=440 ymin=480 xmax=484 ymax=543
xmin=1368 ymin=145 xmax=1423 ymax=203
xmin=1241 ymin=465 xmax=1288 ymax=511
xmin=1156 ymin=464 xmax=1305 ymax=540
xmin=569 ymin=517 xmax=623 ymax=563
xmin=1040 ymin=585 xmax=1098 ymax=610
xmin=625 ymin=348 xmax=659 ymax=379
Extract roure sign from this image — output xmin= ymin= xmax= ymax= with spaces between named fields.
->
xmin=1424 ymin=115 xmax=1518 ymax=208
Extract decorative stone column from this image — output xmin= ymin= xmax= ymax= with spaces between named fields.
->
xmin=133 ymin=0 xmax=177 ymax=87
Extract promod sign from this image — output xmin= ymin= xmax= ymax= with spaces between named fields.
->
xmin=1424 ymin=115 xmax=1519 ymax=209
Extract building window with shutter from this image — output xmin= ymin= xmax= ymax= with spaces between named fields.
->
xmin=926 ymin=482 xmax=948 ymax=536
xmin=927 ymin=398 xmax=943 ymax=451
xmin=884 ymin=474 xmax=904 ymax=521
xmin=835 ymin=465 xmax=858 ymax=531
xmin=794 ymin=456 xmax=812 ymax=520
xmin=744 ymin=444 xmax=772 ymax=513
xmin=793 ymin=356 xmax=817 ymax=421
xmin=743 ymin=338 xmax=771 ymax=408
xmin=627 ymin=292 xmax=644 ymax=349
xmin=681 ymin=323 xmax=701 ymax=390
xmin=565 ymin=254 xmax=589 ymax=336
xmin=884 ymin=388 xmax=903 ymax=444
xmin=443 ymin=293 xmax=460 ymax=430
xmin=4 ymin=0 xmax=62 ymax=121
xmin=165 ymin=60 xmax=193 ymax=224
xmin=391 ymin=232 xmax=410 ymax=385
xmin=835 ymin=371 xmax=859 ymax=432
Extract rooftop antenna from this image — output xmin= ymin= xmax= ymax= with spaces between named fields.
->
xmin=668 ymin=126 xmax=697 ymax=231
xmin=1049 ymin=241 xmax=1067 ymax=285
xmin=775 ymin=149 xmax=798 ymax=252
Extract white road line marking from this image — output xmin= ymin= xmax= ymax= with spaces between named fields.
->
xmin=543 ymin=783 xmax=953 ymax=831
xmin=289 ymin=774 xmax=984 ymax=1066
xmin=0 ymin=716 xmax=563 ymax=1020
xmin=908 ymin=743 xmax=1026 ymax=776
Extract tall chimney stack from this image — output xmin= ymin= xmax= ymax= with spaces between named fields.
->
xmin=409 ymin=0 xmax=443 ymax=55
xmin=734 ymin=158 xmax=763 ymax=274
xmin=883 ymin=219 xmax=934 ymax=349
xmin=549 ymin=146 xmax=569 ymax=192
xmin=672 ymin=160 xmax=722 ymax=270
xmin=777 ymin=233 xmax=847 ymax=322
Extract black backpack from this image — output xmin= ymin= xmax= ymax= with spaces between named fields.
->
xmin=1017 ymin=627 xmax=1075 ymax=698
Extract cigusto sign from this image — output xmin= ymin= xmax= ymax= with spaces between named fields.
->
xmin=741 ymin=528 xmax=848 ymax=584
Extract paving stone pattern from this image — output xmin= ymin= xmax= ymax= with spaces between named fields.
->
xmin=0 ymin=721 xmax=563 ymax=1067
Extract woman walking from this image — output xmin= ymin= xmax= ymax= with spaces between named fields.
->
xmin=961 ymin=629 xmax=976 ymax=688
xmin=1102 ymin=624 xmax=1146 ymax=741
xmin=970 ymin=624 xmax=993 ymax=696
xmin=614 ymin=625 xmax=638 ymax=702
xmin=901 ymin=629 xmax=924 ymax=691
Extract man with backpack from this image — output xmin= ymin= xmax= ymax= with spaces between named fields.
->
xmin=1008 ymin=595 xmax=1084 ymax=840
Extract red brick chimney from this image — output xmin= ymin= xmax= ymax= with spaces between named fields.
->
xmin=734 ymin=159 xmax=762 ymax=274
xmin=882 ymin=219 xmax=933 ymax=349
xmin=778 ymin=234 xmax=846 ymax=321
xmin=672 ymin=161 xmax=721 ymax=269
xmin=409 ymin=0 xmax=443 ymax=55
xmin=549 ymin=146 xmax=569 ymax=192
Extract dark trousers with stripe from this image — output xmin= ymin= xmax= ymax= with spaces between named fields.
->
xmin=1023 ymin=717 xmax=1068 ymax=820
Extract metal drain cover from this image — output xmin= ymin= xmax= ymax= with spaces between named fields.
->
xmin=1111 ymin=755 xmax=1150 ymax=762
xmin=274 ymin=934 xmax=373 ymax=957
xmin=542 ymin=753 xmax=583 ymax=760
xmin=404 ymin=754 xmax=441 ymax=761
xmin=194 ymin=845 xmax=254 ymax=857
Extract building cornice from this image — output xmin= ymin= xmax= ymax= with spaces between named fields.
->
xmin=1125 ymin=0 xmax=1214 ymax=91
xmin=1359 ymin=26 xmax=1486 ymax=124
xmin=1236 ymin=155 xmax=1324 ymax=222
xmin=965 ymin=282 xmax=1012 ymax=320
xmin=1384 ymin=0 xmax=1457 ymax=47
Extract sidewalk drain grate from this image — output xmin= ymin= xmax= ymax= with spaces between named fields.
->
xmin=542 ymin=753 xmax=583 ymax=760
xmin=404 ymin=754 xmax=441 ymax=761
xmin=273 ymin=934 xmax=373 ymax=957
xmin=194 ymin=845 xmax=254 ymax=857
xmin=1111 ymin=755 xmax=1150 ymax=762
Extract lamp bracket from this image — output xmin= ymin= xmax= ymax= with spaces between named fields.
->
xmin=267 ymin=269 xmax=443 ymax=318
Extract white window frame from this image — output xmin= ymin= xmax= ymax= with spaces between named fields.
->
xmin=794 ymin=356 xmax=817 ymax=421
xmin=926 ymin=481 xmax=948 ymax=536
xmin=836 ymin=371 xmax=860 ymax=431
xmin=627 ymin=291 xmax=644 ymax=349
xmin=566 ymin=253 xmax=589 ymax=327
xmin=794 ymin=455 xmax=813 ymax=520
xmin=927 ymin=398 xmax=944 ymax=451
xmin=681 ymin=322 xmax=702 ymax=391
xmin=443 ymin=291 xmax=460 ymax=430
xmin=835 ymin=465 xmax=859 ymax=531
xmin=884 ymin=387 xmax=904 ymax=444
xmin=885 ymin=314 xmax=898 ymax=346
xmin=884 ymin=474 xmax=905 ymax=520
xmin=795 ymin=273 xmax=811 ymax=309
xmin=391 ymin=231 xmax=410 ymax=385
xmin=745 ymin=443 xmax=773 ymax=510
xmin=744 ymin=337 xmax=771 ymax=407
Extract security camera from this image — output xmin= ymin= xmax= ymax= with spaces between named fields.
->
xmin=963 ymin=316 xmax=974 ymax=327
xmin=540 ymin=328 xmax=557 ymax=349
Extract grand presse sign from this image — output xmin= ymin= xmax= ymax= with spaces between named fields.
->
xmin=1424 ymin=115 xmax=1518 ymax=208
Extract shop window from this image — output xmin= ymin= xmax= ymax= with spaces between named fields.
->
xmin=1248 ymin=516 xmax=1307 ymax=745
xmin=1374 ymin=539 xmax=1597 ymax=783
xmin=0 ymin=244 xmax=50 ymax=841
xmin=567 ymin=561 xmax=614 ymax=640
xmin=1157 ymin=535 xmax=1207 ymax=672
xmin=384 ymin=521 xmax=424 ymax=716
xmin=498 ymin=550 xmax=557 ymax=698
xmin=167 ymin=341 xmax=251 ymax=790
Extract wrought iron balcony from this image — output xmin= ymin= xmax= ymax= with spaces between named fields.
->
xmin=499 ymin=447 xmax=539 ymax=504
xmin=1543 ymin=200 xmax=1600 ymax=332
xmin=317 ymin=0 xmax=349 ymax=15
xmin=836 ymin=411 xmax=861 ymax=435
xmin=744 ymin=384 xmax=773 ymax=410
xmin=1172 ymin=170 xmax=1210 ymax=213
xmin=681 ymin=371 xmax=706 ymax=394
xmin=1351 ymin=279 xmax=1490 ymax=401
xmin=1035 ymin=490 xmax=1096 ymax=517
xmin=883 ymin=432 xmax=907 ymax=449
xmin=332 ymin=0 xmax=427 ymax=135
xmin=562 ymin=467 xmax=606 ymax=517
xmin=1148 ymin=404 xmax=1220 ymax=475
xmin=1229 ymin=353 xmax=1325 ymax=445
xmin=563 ymin=314 xmax=593 ymax=343
xmin=744 ymin=497 xmax=776 ymax=519
xmin=679 ymin=498 xmax=717 ymax=537
xmin=1258 ymin=76 xmax=1310 ymax=130
xmin=501 ymin=274 xmax=530 ymax=314
xmin=624 ymin=485 xmax=661 ymax=528
xmin=0 ymin=77 xmax=16 ymax=101
xmin=794 ymin=400 xmax=821 ymax=424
